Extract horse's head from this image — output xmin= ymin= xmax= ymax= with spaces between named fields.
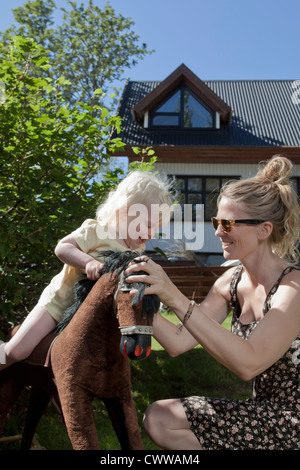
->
xmin=57 ymin=250 xmax=160 ymax=361
xmin=100 ymin=250 xmax=160 ymax=361
xmin=114 ymin=269 xmax=160 ymax=360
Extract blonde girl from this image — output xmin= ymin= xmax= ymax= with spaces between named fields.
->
xmin=0 ymin=170 xmax=173 ymax=370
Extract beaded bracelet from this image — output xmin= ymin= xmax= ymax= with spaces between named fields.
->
xmin=176 ymin=292 xmax=196 ymax=335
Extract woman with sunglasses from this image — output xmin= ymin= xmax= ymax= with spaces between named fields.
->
xmin=125 ymin=155 xmax=300 ymax=450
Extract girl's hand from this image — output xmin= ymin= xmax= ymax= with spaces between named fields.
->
xmin=85 ymin=259 xmax=103 ymax=281
xmin=125 ymin=256 xmax=183 ymax=308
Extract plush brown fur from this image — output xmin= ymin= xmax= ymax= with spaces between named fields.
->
xmin=51 ymin=273 xmax=145 ymax=450
xmin=0 ymin=254 xmax=156 ymax=450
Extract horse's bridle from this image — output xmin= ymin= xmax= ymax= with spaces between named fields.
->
xmin=119 ymin=325 xmax=153 ymax=335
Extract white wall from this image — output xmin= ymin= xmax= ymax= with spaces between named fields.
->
xmin=156 ymin=161 xmax=300 ymax=179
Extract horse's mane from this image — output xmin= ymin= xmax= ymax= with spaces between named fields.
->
xmin=56 ymin=250 xmax=160 ymax=333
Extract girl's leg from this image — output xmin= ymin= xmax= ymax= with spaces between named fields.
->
xmin=0 ymin=305 xmax=57 ymax=370
xmin=143 ymin=398 xmax=202 ymax=450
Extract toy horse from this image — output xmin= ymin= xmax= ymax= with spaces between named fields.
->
xmin=0 ymin=250 xmax=160 ymax=450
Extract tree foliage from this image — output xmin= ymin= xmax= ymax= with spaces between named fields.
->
xmin=1 ymin=0 xmax=153 ymax=111
xmin=0 ymin=37 xmax=125 ymax=324
xmin=0 ymin=2 xmax=156 ymax=328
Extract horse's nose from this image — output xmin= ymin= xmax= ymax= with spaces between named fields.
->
xmin=120 ymin=334 xmax=151 ymax=360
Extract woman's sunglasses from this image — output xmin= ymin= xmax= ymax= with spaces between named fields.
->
xmin=211 ymin=217 xmax=265 ymax=233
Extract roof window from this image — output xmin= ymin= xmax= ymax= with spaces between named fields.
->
xmin=150 ymin=85 xmax=215 ymax=128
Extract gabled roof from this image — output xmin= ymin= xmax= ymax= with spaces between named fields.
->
xmin=116 ymin=67 xmax=300 ymax=151
xmin=132 ymin=63 xmax=232 ymax=124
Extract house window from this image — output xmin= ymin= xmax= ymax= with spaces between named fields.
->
xmin=175 ymin=175 xmax=240 ymax=221
xmin=150 ymin=86 xmax=214 ymax=128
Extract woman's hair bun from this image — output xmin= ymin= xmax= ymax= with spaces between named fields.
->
xmin=258 ymin=155 xmax=293 ymax=186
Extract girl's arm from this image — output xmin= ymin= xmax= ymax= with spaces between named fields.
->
xmin=55 ymin=234 xmax=102 ymax=280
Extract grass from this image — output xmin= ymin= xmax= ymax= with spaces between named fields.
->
xmin=0 ymin=312 xmax=252 ymax=450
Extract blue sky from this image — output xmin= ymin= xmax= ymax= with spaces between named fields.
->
xmin=1 ymin=0 xmax=299 ymax=85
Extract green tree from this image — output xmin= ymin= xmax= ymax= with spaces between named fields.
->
xmin=1 ymin=0 xmax=153 ymax=111
xmin=0 ymin=36 xmax=125 ymax=325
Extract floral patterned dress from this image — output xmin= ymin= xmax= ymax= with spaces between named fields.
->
xmin=181 ymin=265 xmax=300 ymax=450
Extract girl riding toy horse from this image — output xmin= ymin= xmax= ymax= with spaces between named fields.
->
xmin=0 ymin=250 xmax=160 ymax=450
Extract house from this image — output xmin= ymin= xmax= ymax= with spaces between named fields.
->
xmin=114 ymin=64 xmax=300 ymax=265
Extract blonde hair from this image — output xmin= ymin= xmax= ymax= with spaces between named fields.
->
xmin=218 ymin=155 xmax=300 ymax=263
xmin=96 ymin=170 xmax=174 ymax=227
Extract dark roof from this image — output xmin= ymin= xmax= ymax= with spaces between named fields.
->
xmin=131 ymin=64 xmax=232 ymax=124
xmin=116 ymin=79 xmax=300 ymax=147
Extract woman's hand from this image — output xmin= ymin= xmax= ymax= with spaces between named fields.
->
xmin=125 ymin=256 xmax=199 ymax=356
xmin=125 ymin=256 xmax=185 ymax=309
